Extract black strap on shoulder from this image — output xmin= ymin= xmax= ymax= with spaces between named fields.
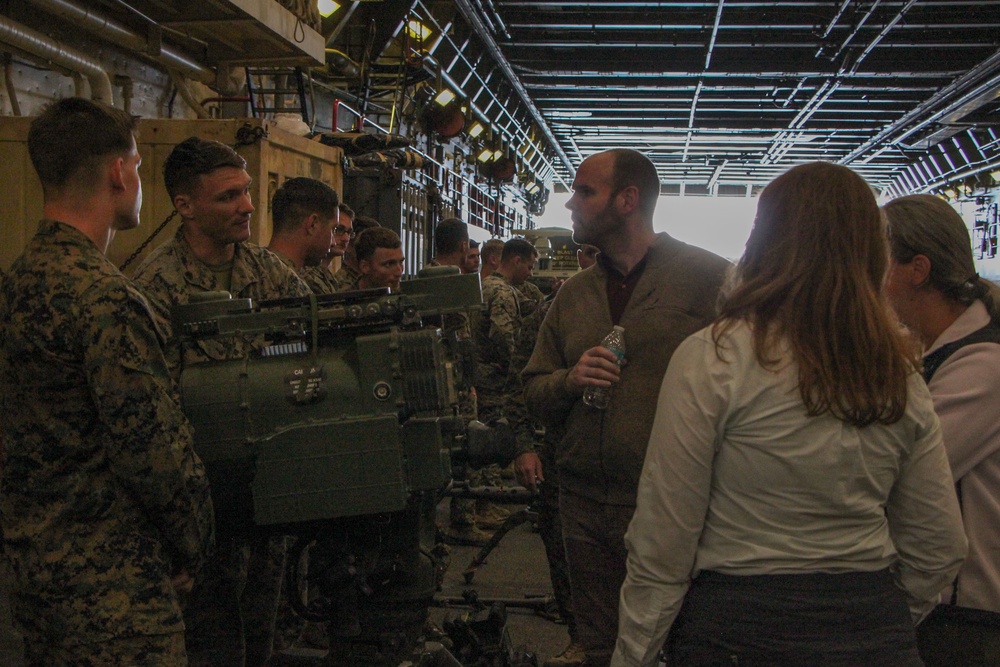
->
xmin=922 ymin=322 xmax=1000 ymax=383
xmin=919 ymin=320 xmax=1000 ymax=606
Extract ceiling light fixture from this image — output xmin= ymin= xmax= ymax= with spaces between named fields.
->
xmin=406 ymin=20 xmax=432 ymax=41
xmin=318 ymin=0 xmax=341 ymax=17
xmin=468 ymin=122 xmax=485 ymax=138
xmin=433 ymin=89 xmax=456 ymax=106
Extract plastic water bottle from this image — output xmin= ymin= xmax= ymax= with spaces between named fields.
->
xmin=583 ymin=325 xmax=625 ymax=410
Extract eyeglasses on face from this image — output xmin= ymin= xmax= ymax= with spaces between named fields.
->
xmin=333 ymin=226 xmax=355 ymax=238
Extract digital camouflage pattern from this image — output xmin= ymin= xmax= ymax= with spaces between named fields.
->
xmin=301 ymin=265 xmax=341 ymax=294
xmin=132 ymin=228 xmax=309 ymax=667
xmin=517 ymin=278 xmax=547 ymax=304
xmin=476 ymin=272 xmax=534 ymax=425
xmin=268 ymin=250 xmax=340 ymax=296
xmin=0 ymin=220 xmax=214 ymax=657
xmin=33 ymin=632 xmax=187 ymax=666
xmin=132 ymin=228 xmax=311 ymax=379
xmin=329 ymin=263 xmax=361 ymax=291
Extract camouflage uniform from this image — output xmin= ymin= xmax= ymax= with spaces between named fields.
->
xmin=474 ymin=271 xmax=536 ymax=504
xmin=330 ymin=264 xmax=362 ymax=291
xmin=301 ymin=265 xmax=341 ymax=294
xmin=477 ymin=272 xmax=532 ymax=426
xmin=518 ymin=278 xmax=547 ymax=305
xmin=133 ymin=228 xmax=310 ymax=667
xmin=133 ymin=228 xmax=311 ymax=378
xmin=269 ymin=251 xmax=340 ymax=296
xmin=0 ymin=220 xmax=214 ymax=665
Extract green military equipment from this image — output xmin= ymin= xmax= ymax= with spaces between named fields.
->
xmin=172 ymin=271 xmax=504 ymax=532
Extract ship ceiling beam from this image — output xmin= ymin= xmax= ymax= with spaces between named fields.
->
xmin=450 ymin=0 xmax=575 ymax=181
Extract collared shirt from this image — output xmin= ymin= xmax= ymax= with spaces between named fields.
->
xmin=599 ymin=252 xmax=650 ymax=325
xmin=612 ymin=320 xmax=967 ymax=666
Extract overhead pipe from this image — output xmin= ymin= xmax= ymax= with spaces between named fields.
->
xmin=31 ymin=0 xmax=215 ymax=85
xmin=704 ymin=0 xmax=725 ymax=70
xmin=0 ymin=14 xmax=113 ymax=104
xmin=841 ymin=47 xmax=1000 ymax=163
xmin=510 ymin=64 xmax=961 ymax=81
xmin=2 ymin=54 xmax=21 ymax=115
xmin=450 ymin=0 xmax=575 ymax=180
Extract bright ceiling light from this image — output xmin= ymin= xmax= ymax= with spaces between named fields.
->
xmin=478 ymin=148 xmax=493 ymax=162
xmin=318 ymin=0 xmax=341 ymax=17
xmin=492 ymin=149 xmax=504 ymax=160
xmin=407 ymin=20 xmax=432 ymax=41
xmin=468 ymin=122 xmax=485 ymax=138
xmin=433 ymin=89 xmax=456 ymax=106
xmin=991 ymin=169 xmax=1000 ymax=183
xmin=526 ymin=183 xmax=540 ymax=194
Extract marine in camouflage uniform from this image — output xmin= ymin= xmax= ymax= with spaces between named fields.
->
xmin=477 ymin=271 xmax=531 ymax=426
xmin=301 ymin=265 xmax=341 ymax=294
xmin=270 ymin=252 xmax=341 ymax=296
xmin=133 ymin=227 xmax=310 ymax=667
xmin=266 ymin=177 xmax=342 ymax=299
xmin=327 ymin=210 xmax=378 ymax=292
xmin=473 ymin=241 xmax=539 ymax=529
xmin=475 ymin=240 xmax=539 ymax=438
xmin=0 ymin=220 xmax=214 ymax=665
xmin=135 ymin=228 xmax=311 ymax=374
xmin=134 ymin=135 xmax=312 ymax=667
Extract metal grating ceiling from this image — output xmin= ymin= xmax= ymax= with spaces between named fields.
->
xmin=444 ymin=0 xmax=1000 ymax=195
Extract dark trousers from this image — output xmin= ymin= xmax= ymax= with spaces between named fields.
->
xmin=917 ymin=604 xmax=1000 ymax=666
xmin=668 ymin=570 xmax=924 ymax=667
xmin=184 ymin=534 xmax=287 ymax=667
xmin=537 ymin=445 xmax=576 ymax=640
xmin=559 ymin=491 xmax=634 ymax=667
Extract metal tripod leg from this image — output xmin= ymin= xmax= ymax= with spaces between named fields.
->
xmin=462 ymin=506 xmax=539 ymax=583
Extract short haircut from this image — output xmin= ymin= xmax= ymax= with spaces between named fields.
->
xmin=608 ymin=149 xmax=661 ymax=216
xmin=469 ymin=239 xmax=480 ymax=249
xmin=501 ymin=238 xmax=538 ymax=263
xmin=352 ymin=215 xmax=381 ymax=235
xmin=435 ymin=217 xmax=469 ymax=255
xmin=355 ymin=227 xmax=401 ymax=262
xmin=28 ymin=97 xmax=137 ymax=192
xmin=338 ymin=201 xmax=355 ymax=220
xmin=481 ymin=239 xmax=505 ymax=263
xmin=271 ymin=177 xmax=339 ymax=235
xmin=163 ymin=136 xmax=246 ymax=199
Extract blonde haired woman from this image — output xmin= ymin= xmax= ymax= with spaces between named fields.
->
xmin=612 ymin=163 xmax=966 ymax=667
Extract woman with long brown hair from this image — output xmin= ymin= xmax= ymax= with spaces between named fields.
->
xmin=611 ymin=163 xmax=966 ymax=667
